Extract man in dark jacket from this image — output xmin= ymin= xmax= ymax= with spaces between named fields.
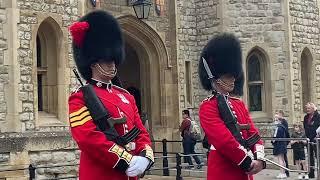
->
xmin=303 ymin=102 xmax=320 ymax=178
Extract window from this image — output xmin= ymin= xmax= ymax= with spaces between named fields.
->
xmin=247 ymin=50 xmax=265 ymax=112
xmin=37 ymin=23 xmax=58 ymax=116
xmin=37 ymin=35 xmax=45 ymax=111
xmin=35 ymin=17 xmax=67 ymax=125
xmin=185 ymin=61 xmax=192 ymax=106
xmin=301 ymin=48 xmax=312 ymax=109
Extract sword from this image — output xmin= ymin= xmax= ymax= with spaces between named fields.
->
xmin=261 ymin=157 xmax=308 ymax=173
xmin=202 ymin=57 xmax=214 ymax=80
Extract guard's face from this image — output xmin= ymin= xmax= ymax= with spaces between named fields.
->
xmin=98 ymin=61 xmax=116 ymax=73
xmin=91 ymin=61 xmax=117 ymax=80
xmin=217 ymin=74 xmax=235 ymax=92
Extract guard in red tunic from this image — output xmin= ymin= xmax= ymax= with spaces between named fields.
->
xmin=198 ymin=33 xmax=266 ymax=180
xmin=68 ymin=10 xmax=154 ymax=180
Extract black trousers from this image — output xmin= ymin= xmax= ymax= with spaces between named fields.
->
xmin=284 ymin=152 xmax=289 ymax=177
xmin=182 ymin=136 xmax=201 ymax=166
xmin=309 ymin=144 xmax=317 ymax=177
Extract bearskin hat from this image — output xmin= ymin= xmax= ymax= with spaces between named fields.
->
xmin=198 ymin=33 xmax=243 ymax=91
xmin=70 ymin=10 xmax=124 ymax=81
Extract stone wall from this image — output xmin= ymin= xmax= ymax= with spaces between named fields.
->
xmin=289 ymin=0 xmax=320 ymax=122
xmin=176 ymin=0 xmax=220 ymax=121
xmin=29 ymin=150 xmax=79 ymax=179
xmin=0 ymin=3 xmax=9 ymax=128
xmin=177 ymin=0 xmax=197 ymax=110
xmin=222 ymin=0 xmax=290 ymax=120
xmin=17 ymin=0 xmax=79 ymax=131
xmin=0 ymin=132 xmax=78 ymax=179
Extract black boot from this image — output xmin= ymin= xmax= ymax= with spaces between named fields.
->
xmin=285 ymin=170 xmax=289 ymax=177
xmin=308 ymin=168 xmax=315 ymax=178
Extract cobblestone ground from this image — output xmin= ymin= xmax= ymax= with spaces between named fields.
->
xmin=142 ymin=169 xmax=317 ymax=180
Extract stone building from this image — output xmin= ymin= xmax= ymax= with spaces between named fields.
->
xmin=0 ymin=0 xmax=319 ymax=179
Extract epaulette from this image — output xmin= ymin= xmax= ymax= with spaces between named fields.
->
xmin=201 ymin=94 xmax=215 ymax=103
xmin=71 ymin=85 xmax=81 ymax=94
xmin=112 ymin=85 xmax=130 ymax=94
xmin=229 ymin=96 xmax=242 ymax=101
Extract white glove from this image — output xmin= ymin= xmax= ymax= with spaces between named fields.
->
xmin=125 ymin=156 xmax=150 ymax=177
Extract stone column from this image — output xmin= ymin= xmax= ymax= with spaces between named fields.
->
xmin=2 ymin=0 xmax=21 ymax=132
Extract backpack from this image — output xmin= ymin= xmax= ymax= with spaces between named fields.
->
xmin=188 ymin=119 xmax=202 ymax=140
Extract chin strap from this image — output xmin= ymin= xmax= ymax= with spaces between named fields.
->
xmin=95 ymin=63 xmax=117 ymax=79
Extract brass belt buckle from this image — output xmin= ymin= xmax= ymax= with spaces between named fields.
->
xmin=125 ymin=142 xmax=136 ymax=151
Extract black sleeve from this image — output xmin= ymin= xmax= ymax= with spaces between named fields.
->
xmin=316 ymin=114 xmax=320 ymax=127
xmin=275 ymin=127 xmax=283 ymax=138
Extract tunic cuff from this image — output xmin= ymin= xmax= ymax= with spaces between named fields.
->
xmin=238 ymin=156 xmax=252 ymax=172
xmin=254 ymin=144 xmax=265 ymax=160
xmin=139 ymin=145 xmax=154 ymax=171
xmin=109 ymin=144 xmax=133 ymax=172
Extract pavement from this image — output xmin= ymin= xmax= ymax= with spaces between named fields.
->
xmin=142 ymin=169 xmax=317 ymax=180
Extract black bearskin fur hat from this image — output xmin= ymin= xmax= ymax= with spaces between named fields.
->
xmin=70 ymin=10 xmax=124 ymax=81
xmin=198 ymin=33 xmax=243 ymax=91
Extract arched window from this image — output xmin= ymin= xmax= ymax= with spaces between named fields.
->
xmin=185 ymin=60 xmax=192 ymax=106
xmin=247 ymin=49 xmax=266 ymax=112
xmin=301 ymin=48 xmax=312 ymax=109
xmin=35 ymin=17 xmax=65 ymax=124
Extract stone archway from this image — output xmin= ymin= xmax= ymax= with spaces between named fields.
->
xmin=117 ymin=15 xmax=177 ymax=140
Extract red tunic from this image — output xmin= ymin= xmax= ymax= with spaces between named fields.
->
xmin=68 ymin=84 xmax=154 ymax=180
xmin=199 ymin=95 xmax=264 ymax=180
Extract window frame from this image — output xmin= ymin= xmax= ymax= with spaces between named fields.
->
xmin=33 ymin=16 xmax=69 ymax=128
xmin=184 ymin=60 xmax=193 ymax=107
xmin=247 ymin=51 xmax=266 ymax=113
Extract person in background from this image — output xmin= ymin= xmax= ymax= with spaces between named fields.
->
xmin=272 ymin=111 xmax=290 ymax=179
xmin=179 ymin=109 xmax=202 ymax=169
xmin=291 ymin=124 xmax=308 ymax=179
xmin=278 ymin=110 xmax=290 ymax=178
xmin=303 ymin=102 xmax=320 ymax=178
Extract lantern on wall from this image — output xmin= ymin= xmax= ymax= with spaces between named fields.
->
xmin=131 ymin=0 xmax=152 ymax=19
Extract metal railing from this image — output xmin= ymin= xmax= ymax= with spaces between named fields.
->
xmin=262 ymin=137 xmax=310 ymax=173
xmin=316 ymin=138 xmax=320 ymax=176
xmin=0 ymin=137 xmax=319 ymax=179
xmin=152 ymin=139 xmax=204 ymax=176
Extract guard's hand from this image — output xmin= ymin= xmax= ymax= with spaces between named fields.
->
xmin=246 ymin=160 xmax=264 ymax=175
xmin=126 ymin=156 xmax=150 ymax=177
